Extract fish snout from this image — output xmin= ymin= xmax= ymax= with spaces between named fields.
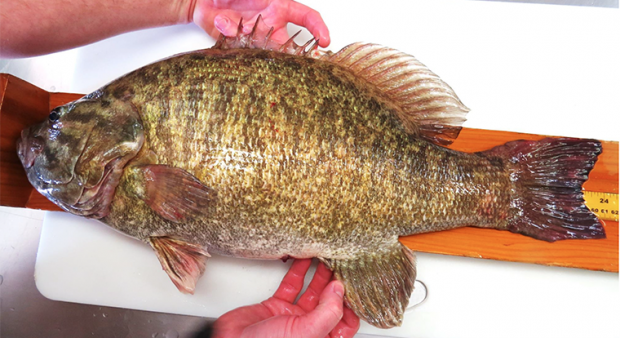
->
xmin=17 ymin=128 xmax=44 ymax=169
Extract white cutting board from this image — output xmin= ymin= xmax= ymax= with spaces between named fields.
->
xmin=5 ymin=0 xmax=617 ymax=337
xmin=35 ymin=212 xmax=619 ymax=337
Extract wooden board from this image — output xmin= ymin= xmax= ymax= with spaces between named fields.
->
xmin=1 ymin=74 xmax=617 ymax=272
xmin=0 ymin=74 xmax=51 ymax=208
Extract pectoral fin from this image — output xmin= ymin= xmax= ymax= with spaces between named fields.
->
xmin=140 ymin=165 xmax=217 ymax=223
xmin=322 ymin=242 xmax=416 ymax=328
xmin=149 ymin=236 xmax=210 ymax=294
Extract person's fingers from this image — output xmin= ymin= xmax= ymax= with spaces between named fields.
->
xmin=329 ymin=306 xmax=361 ymax=338
xmin=272 ymin=259 xmax=312 ymax=303
xmin=192 ymin=4 xmax=219 ymax=39
xmin=214 ymin=13 xmax=243 ymax=37
xmin=212 ymin=303 xmax=274 ymax=337
xmin=342 ymin=306 xmax=360 ymax=330
xmin=294 ymin=280 xmax=344 ymax=337
xmin=283 ymin=0 xmax=330 ymax=47
xmin=297 ymin=261 xmax=333 ymax=312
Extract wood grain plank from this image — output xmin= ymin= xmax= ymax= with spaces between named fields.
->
xmin=26 ymin=190 xmax=64 ymax=211
xmin=49 ymin=93 xmax=83 ymax=111
xmin=0 ymin=74 xmax=7 ymax=102
xmin=0 ymin=74 xmax=50 ymax=208
xmin=1 ymin=85 xmax=617 ymax=271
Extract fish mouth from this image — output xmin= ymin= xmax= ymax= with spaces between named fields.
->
xmin=17 ymin=129 xmax=43 ymax=169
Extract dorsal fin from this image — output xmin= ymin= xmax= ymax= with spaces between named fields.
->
xmin=213 ymin=18 xmax=469 ymax=146
xmin=213 ymin=15 xmax=321 ymax=56
xmin=318 ymin=43 xmax=469 ymax=146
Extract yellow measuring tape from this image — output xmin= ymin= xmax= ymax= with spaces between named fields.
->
xmin=584 ymin=191 xmax=619 ymax=222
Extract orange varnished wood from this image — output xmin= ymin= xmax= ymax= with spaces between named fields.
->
xmin=49 ymin=92 xmax=83 ymax=111
xmin=400 ymin=223 xmax=618 ymax=271
xmin=1 ymin=76 xmax=617 ymax=271
xmin=25 ymin=190 xmax=64 ymax=211
xmin=0 ymin=74 xmax=50 ymax=208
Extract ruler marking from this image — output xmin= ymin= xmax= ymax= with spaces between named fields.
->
xmin=584 ymin=191 xmax=619 ymax=222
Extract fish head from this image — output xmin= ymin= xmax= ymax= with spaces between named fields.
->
xmin=17 ymin=94 xmax=144 ymax=218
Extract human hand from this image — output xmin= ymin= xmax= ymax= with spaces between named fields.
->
xmin=212 ymin=259 xmax=359 ymax=338
xmin=190 ymin=0 xmax=331 ymax=47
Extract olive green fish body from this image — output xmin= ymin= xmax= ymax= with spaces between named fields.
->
xmin=101 ymin=49 xmax=512 ymax=260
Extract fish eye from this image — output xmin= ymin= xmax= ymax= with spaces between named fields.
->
xmin=49 ymin=110 xmax=60 ymax=122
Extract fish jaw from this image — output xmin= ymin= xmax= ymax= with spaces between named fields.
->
xmin=17 ymin=128 xmax=43 ymax=169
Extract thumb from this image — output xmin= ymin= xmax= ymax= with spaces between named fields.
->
xmin=296 ymin=280 xmax=345 ymax=337
xmin=213 ymin=14 xmax=240 ymax=37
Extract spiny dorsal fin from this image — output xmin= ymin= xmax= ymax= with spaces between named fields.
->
xmin=213 ymin=18 xmax=469 ymax=146
xmin=213 ymin=15 xmax=321 ymax=57
xmin=319 ymin=43 xmax=469 ymax=146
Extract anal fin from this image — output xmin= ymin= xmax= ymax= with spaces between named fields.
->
xmin=323 ymin=242 xmax=416 ymax=328
xmin=149 ymin=236 xmax=210 ymax=294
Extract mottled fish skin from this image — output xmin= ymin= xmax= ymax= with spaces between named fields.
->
xmin=101 ymin=48 xmax=514 ymax=259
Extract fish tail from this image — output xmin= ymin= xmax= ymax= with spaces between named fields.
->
xmin=481 ymin=137 xmax=605 ymax=242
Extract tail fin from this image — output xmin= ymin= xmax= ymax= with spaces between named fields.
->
xmin=481 ymin=138 xmax=605 ymax=242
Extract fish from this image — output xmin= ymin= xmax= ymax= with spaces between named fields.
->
xmin=16 ymin=17 xmax=605 ymax=328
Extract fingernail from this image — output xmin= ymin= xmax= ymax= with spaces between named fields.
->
xmin=333 ymin=282 xmax=344 ymax=298
xmin=214 ymin=16 xmax=229 ymax=32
